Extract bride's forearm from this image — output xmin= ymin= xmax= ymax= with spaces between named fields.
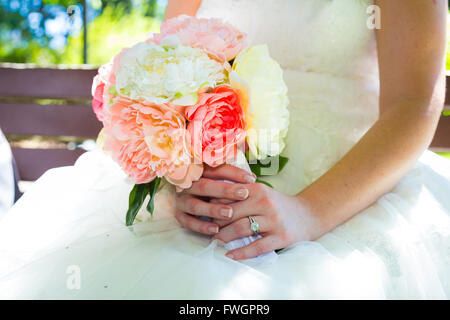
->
xmin=164 ymin=0 xmax=201 ymax=20
xmin=297 ymin=90 xmax=445 ymax=238
xmin=298 ymin=0 xmax=447 ymax=238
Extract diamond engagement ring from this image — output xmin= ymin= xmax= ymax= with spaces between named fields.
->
xmin=249 ymin=216 xmax=260 ymax=235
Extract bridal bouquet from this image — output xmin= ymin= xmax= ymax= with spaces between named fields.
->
xmin=91 ymin=15 xmax=290 ymax=228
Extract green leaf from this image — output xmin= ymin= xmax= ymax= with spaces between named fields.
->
xmin=248 ymin=163 xmax=262 ymax=176
xmin=278 ymin=156 xmax=289 ymax=172
xmin=125 ymin=183 xmax=150 ymax=226
xmin=255 ymin=179 xmax=273 ymax=188
xmin=120 ymin=87 xmax=130 ymax=96
xmin=108 ymin=86 xmax=118 ymax=95
xmin=146 ymin=178 xmax=161 ymax=215
xmin=128 ymin=184 xmax=138 ymax=208
xmin=247 ymin=154 xmax=289 ymax=176
xmin=174 ymin=92 xmax=183 ymax=99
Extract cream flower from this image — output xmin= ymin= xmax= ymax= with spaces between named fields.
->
xmin=230 ymin=45 xmax=290 ymax=160
xmin=114 ymin=41 xmax=227 ymax=106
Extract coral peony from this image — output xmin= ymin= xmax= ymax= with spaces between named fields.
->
xmin=102 ymin=96 xmax=200 ymax=187
xmin=91 ymin=62 xmax=114 ymax=121
xmin=185 ymin=85 xmax=246 ymax=167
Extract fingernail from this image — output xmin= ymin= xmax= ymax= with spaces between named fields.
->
xmin=226 ymin=253 xmax=234 ymax=260
xmin=236 ymin=188 xmax=249 ymax=199
xmin=209 ymin=226 xmax=219 ymax=234
xmin=244 ymin=174 xmax=256 ymax=184
xmin=220 ymin=207 xmax=233 ymax=218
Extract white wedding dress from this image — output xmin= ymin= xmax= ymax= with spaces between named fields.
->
xmin=1 ymin=0 xmax=450 ymax=299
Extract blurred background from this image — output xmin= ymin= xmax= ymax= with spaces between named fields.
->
xmin=0 ymin=0 xmax=166 ymax=65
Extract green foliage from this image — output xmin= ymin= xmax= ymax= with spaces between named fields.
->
xmin=125 ymin=178 xmax=161 ymax=226
xmin=245 ymin=152 xmax=289 ymax=188
xmin=437 ymin=152 xmax=450 ymax=160
xmin=0 ymin=0 xmax=162 ymax=65
xmin=43 ymin=0 xmax=79 ymax=5
xmin=126 ymin=183 xmax=150 ymax=226
xmin=62 ymin=5 xmax=161 ymax=65
xmin=255 ymin=179 xmax=274 ymax=188
xmin=0 ymin=39 xmax=56 ymax=64
xmin=146 ymin=177 xmax=161 ymax=214
xmin=100 ymin=0 xmax=159 ymax=17
xmin=247 ymin=152 xmax=289 ymax=177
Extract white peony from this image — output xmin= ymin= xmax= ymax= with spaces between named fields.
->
xmin=115 ymin=40 xmax=227 ymax=106
xmin=230 ymin=44 xmax=290 ymax=160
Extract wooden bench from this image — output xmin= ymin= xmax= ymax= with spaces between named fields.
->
xmin=0 ymin=64 xmax=102 ymax=181
xmin=0 ymin=64 xmax=449 ymax=182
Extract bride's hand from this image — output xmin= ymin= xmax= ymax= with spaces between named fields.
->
xmin=212 ymin=183 xmax=324 ymax=260
xmin=175 ymin=164 xmax=325 ymax=260
xmin=174 ymin=165 xmax=256 ymax=235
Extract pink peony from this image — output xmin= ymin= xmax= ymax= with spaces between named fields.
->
xmin=102 ymin=96 xmax=202 ymax=187
xmin=91 ymin=62 xmax=115 ymax=121
xmin=185 ymin=85 xmax=246 ymax=167
xmin=153 ymin=15 xmax=246 ymax=63
xmin=165 ymin=163 xmax=203 ymax=191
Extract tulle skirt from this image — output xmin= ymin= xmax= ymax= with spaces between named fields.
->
xmin=0 ymin=150 xmax=449 ymax=299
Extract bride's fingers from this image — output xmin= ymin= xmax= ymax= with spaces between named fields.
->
xmin=183 ymin=178 xmax=250 ymax=201
xmin=212 ymin=216 xmax=270 ymax=243
xmin=176 ymin=194 xmax=234 ymax=220
xmin=174 ymin=210 xmax=219 ymax=235
xmin=222 ymin=183 xmax=274 ymax=223
xmin=212 ymin=197 xmax=263 ymax=227
xmin=225 ymin=235 xmax=281 ymax=261
xmin=210 ymin=198 xmax=235 ymax=205
xmin=213 ymin=219 xmax=232 ymax=228
xmin=211 ymin=197 xmax=259 ymax=227
xmin=203 ymin=165 xmax=256 ymax=184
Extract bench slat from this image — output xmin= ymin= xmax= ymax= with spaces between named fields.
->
xmin=431 ymin=115 xmax=450 ymax=151
xmin=0 ymin=67 xmax=448 ymax=182
xmin=0 ymin=67 xmax=97 ymax=99
xmin=12 ymin=147 xmax=86 ymax=181
xmin=446 ymin=74 xmax=450 ymax=108
xmin=0 ymin=102 xmax=102 ymax=138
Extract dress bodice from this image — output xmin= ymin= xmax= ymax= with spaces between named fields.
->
xmin=198 ymin=0 xmax=380 ymax=194
xmin=198 ymin=0 xmax=376 ymax=77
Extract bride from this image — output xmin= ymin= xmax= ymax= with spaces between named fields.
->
xmin=0 ymin=0 xmax=449 ymax=299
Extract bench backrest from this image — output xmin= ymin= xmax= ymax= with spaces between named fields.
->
xmin=0 ymin=65 xmax=102 ymax=181
xmin=0 ymin=65 xmax=449 ymax=181
xmin=433 ymin=75 xmax=450 ymax=151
